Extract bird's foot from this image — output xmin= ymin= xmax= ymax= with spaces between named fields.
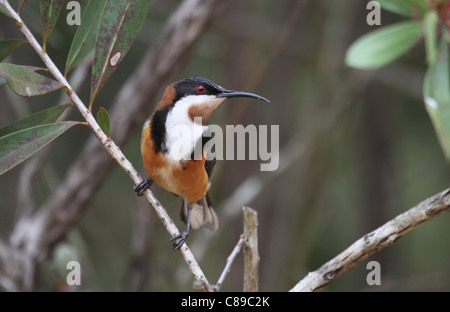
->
xmin=133 ymin=178 xmax=154 ymax=196
xmin=170 ymin=229 xmax=189 ymax=250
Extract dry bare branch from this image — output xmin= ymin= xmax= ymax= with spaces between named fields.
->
xmin=212 ymin=235 xmax=245 ymax=292
xmin=211 ymin=206 xmax=259 ymax=292
xmin=242 ymin=206 xmax=259 ymax=292
xmin=290 ymin=188 xmax=450 ymax=292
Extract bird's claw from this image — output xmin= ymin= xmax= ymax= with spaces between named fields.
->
xmin=133 ymin=178 xmax=153 ymax=196
xmin=170 ymin=230 xmax=189 ymax=250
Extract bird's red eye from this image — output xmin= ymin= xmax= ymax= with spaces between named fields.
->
xmin=197 ymin=85 xmax=205 ymax=94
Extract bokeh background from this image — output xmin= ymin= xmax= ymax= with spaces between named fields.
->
xmin=1 ymin=0 xmax=450 ymax=291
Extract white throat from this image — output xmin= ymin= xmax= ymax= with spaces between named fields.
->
xmin=164 ymin=95 xmax=219 ymax=161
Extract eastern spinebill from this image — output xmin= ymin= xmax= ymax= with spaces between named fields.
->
xmin=134 ymin=77 xmax=269 ymax=249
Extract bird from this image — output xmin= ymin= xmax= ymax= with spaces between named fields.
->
xmin=134 ymin=77 xmax=270 ymax=249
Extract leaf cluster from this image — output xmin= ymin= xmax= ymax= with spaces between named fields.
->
xmin=0 ymin=0 xmax=150 ymax=175
xmin=346 ymin=0 xmax=450 ymax=159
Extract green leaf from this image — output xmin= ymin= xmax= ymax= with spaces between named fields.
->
xmin=0 ymin=63 xmax=62 ymax=96
xmin=346 ymin=21 xmax=422 ymax=70
xmin=424 ymin=10 xmax=438 ymax=65
xmin=0 ymin=121 xmax=81 ymax=175
xmin=0 ymin=104 xmax=72 ymax=137
xmin=0 ymin=65 xmax=47 ymax=88
xmin=40 ymin=0 xmax=65 ymax=51
xmin=423 ymin=36 xmax=450 ymax=160
xmin=0 ymin=39 xmax=26 ymax=62
xmin=96 ymin=106 xmax=110 ymax=136
xmin=65 ymin=0 xmax=107 ymax=75
xmin=377 ymin=0 xmax=427 ymax=17
xmin=90 ymin=0 xmax=151 ymax=108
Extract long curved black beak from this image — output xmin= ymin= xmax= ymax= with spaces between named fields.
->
xmin=217 ymin=90 xmax=270 ymax=103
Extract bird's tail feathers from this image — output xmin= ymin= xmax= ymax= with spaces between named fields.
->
xmin=181 ymin=194 xmax=220 ymax=231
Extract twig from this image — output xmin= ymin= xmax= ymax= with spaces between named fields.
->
xmin=211 ymin=207 xmax=259 ymax=292
xmin=0 ymin=0 xmax=211 ymax=289
xmin=242 ymin=206 xmax=259 ymax=292
xmin=290 ymin=188 xmax=450 ymax=292
xmin=212 ymin=235 xmax=245 ymax=292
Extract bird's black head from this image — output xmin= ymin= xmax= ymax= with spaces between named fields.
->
xmin=172 ymin=77 xmax=226 ymax=101
xmin=173 ymin=77 xmax=270 ymax=103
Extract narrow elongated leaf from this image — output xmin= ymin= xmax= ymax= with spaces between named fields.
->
xmin=0 ymin=65 xmax=47 ymax=88
xmin=0 ymin=66 xmax=48 ymax=87
xmin=90 ymin=0 xmax=151 ymax=107
xmin=65 ymin=0 xmax=107 ymax=75
xmin=377 ymin=0 xmax=427 ymax=17
xmin=346 ymin=21 xmax=422 ymax=70
xmin=96 ymin=106 xmax=110 ymax=136
xmin=0 ymin=39 xmax=26 ymax=62
xmin=423 ymin=36 xmax=450 ymax=159
xmin=424 ymin=10 xmax=438 ymax=65
xmin=0 ymin=121 xmax=81 ymax=175
xmin=0 ymin=63 xmax=62 ymax=96
xmin=40 ymin=0 xmax=65 ymax=51
xmin=0 ymin=104 xmax=72 ymax=137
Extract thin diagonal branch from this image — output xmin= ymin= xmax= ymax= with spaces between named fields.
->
xmin=212 ymin=235 xmax=245 ymax=292
xmin=0 ymin=0 xmax=219 ymax=291
xmin=290 ymin=188 xmax=450 ymax=292
xmin=211 ymin=206 xmax=259 ymax=292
